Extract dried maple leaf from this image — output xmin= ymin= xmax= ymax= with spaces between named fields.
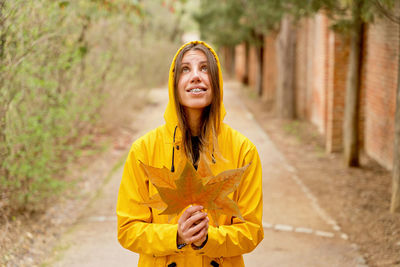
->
xmin=140 ymin=163 xmax=176 ymax=189
xmin=139 ymin=156 xmax=250 ymax=226
xmin=139 ymin=193 xmax=167 ymax=211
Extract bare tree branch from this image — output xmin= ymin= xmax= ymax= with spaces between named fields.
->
xmin=372 ymin=0 xmax=400 ymax=24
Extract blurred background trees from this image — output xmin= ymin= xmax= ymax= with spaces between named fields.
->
xmin=0 ymin=0 xmax=181 ymax=213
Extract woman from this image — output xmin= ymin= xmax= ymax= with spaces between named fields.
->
xmin=117 ymin=41 xmax=263 ymax=267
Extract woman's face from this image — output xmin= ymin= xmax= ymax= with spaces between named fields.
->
xmin=177 ymin=49 xmax=213 ymax=112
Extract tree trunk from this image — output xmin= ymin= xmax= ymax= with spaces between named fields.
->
xmin=256 ymin=34 xmax=264 ymax=97
xmin=390 ymin=23 xmax=400 ymax=213
xmin=243 ymin=41 xmax=249 ymax=85
xmin=276 ymin=15 xmax=296 ymax=119
xmin=343 ymin=1 xmax=363 ymax=167
xmin=230 ymin=45 xmax=236 ymax=78
xmin=222 ymin=45 xmax=235 ymax=78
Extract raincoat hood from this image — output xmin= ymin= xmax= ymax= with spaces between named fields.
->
xmin=164 ymin=40 xmax=226 ymax=132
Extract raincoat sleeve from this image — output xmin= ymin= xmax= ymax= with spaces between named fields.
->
xmin=195 ymin=145 xmax=264 ymax=257
xmin=116 ymin=142 xmax=181 ymax=257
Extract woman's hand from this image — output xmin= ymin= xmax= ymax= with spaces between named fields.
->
xmin=177 ymin=205 xmax=209 ymax=246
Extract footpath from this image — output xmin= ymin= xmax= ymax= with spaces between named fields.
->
xmin=44 ymin=82 xmax=366 ymax=266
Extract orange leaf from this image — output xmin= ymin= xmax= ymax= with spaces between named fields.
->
xmin=214 ymin=196 xmax=244 ymax=220
xmin=207 ymin=163 xmax=250 ymax=196
xmin=197 ymin=154 xmax=214 ymax=180
xmin=139 ymin=193 xmax=167 ymax=211
xmin=139 ymin=155 xmax=250 ymax=227
xmin=174 ymin=162 xmax=205 ymax=204
xmin=140 ymin=161 xmax=176 ymax=189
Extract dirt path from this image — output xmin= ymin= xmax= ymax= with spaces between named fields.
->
xmin=44 ymin=82 xmax=366 ymax=266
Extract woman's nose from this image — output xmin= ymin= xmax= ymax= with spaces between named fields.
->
xmin=190 ymin=69 xmax=201 ymax=83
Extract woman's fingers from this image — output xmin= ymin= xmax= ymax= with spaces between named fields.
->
xmin=186 ymin=216 xmax=209 ymax=237
xmin=190 ymin=222 xmax=209 ymax=244
xmin=178 ymin=205 xmax=203 ymax=225
xmin=191 ymin=210 xmax=207 ymax=225
xmin=179 ymin=207 xmax=206 ymax=232
xmin=186 ymin=211 xmax=207 ymax=228
xmin=179 ymin=213 xmax=207 ymax=242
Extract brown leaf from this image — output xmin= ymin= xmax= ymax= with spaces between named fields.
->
xmin=214 ymin=196 xmax=244 ymax=221
xmin=197 ymin=154 xmax=214 ymax=181
xmin=207 ymin=163 xmax=250 ymax=196
xmin=139 ymin=156 xmax=250 ymax=227
xmin=139 ymin=193 xmax=167 ymax=211
xmin=140 ymin=161 xmax=176 ymax=189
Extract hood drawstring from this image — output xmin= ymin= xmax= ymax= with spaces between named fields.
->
xmin=170 ymin=125 xmax=217 ymax=172
xmin=171 ymin=125 xmax=178 ymax=172
xmin=212 ymin=147 xmax=216 ymax=164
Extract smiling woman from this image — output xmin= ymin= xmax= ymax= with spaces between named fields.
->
xmin=116 ymin=41 xmax=263 ymax=267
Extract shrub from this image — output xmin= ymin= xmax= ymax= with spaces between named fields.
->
xmin=0 ymin=0 xmax=180 ymax=212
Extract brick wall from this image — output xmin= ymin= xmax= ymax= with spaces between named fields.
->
xmin=362 ymin=13 xmax=399 ymax=170
xmin=294 ymin=14 xmax=330 ymax=134
xmin=232 ymin=10 xmax=398 ymax=169
xmin=294 ymin=11 xmax=399 ymax=168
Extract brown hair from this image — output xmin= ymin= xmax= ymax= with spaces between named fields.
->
xmin=173 ymin=43 xmax=221 ymax=164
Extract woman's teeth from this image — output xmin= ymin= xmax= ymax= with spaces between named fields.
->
xmin=190 ymin=88 xmax=204 ymax=92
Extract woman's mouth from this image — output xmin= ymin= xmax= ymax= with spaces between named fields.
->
xmin=187 ymin=88 xmax=207 ymax=94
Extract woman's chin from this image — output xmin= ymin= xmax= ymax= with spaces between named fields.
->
xmin=183 ymin=102 xmax=212 ymax=111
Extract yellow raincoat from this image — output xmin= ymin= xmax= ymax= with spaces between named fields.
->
xmin=117 ymin=41 xmax=263 ymax=267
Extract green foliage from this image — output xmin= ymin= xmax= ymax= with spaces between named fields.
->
xmin=193 ymin=0 xmax=320 ymax=47
xmin=194 ymin=0 xmax=397 ymax=46
xmin=0 ymin=0 xmax=179 ymax=211
xmin=193 ymin=0 xmax=252 ymax=47
xmin=301 ymin=0 xmax=397 ymax=32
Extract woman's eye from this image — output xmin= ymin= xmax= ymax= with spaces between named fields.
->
xmin=182 ymin=66 xmax=189 ymax=73
xmin=201 ymin=65 xmax=208 ymax=72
